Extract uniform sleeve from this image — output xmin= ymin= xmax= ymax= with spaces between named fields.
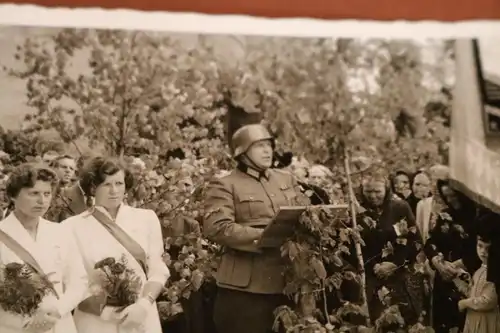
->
xmin=467 ymin=281 xmax=498 ymax=311
xmin=203 ymin=177 xmax=262 ymax=251
xmin=146 ymin=210 xmax=170 ymax=285
xmin=56 ymin=223 xmax=89 ymax=316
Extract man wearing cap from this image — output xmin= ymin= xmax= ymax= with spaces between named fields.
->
xmin=203 ymin=124 xmax=310 ymax=333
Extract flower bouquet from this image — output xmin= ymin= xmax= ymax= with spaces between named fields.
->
xmin=0 ymin=262 xmax=58 ymax=329
xmin=89 ymin=255 xmax=143 ymax=311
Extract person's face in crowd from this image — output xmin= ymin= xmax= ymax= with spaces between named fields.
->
xmin=245 ymin=139 xmax=273 ymax=169
xmin=308 ymin=167 xmax=327 ymax=187
xmin=178 ymin=177 xmax=194 ymax=194
xmin=56 ymin=157 xmax=76 ymax=184
xmin=13 ymin=180 xmax=53 ymax=219
xmin=476 ymin=237 xmax=490 ymax=264
xmin=130 ymin=164 xmax=144 ymax=176
xmin=288 ymin=162 xmax=307 ymax=181
xmin=440 ymin=184 xmax=461 ymax=210
xmin=363 ymin=180 xmax=386 ymax=207
xmin=42 ymin=152 xmax=58 ymax=165
xmin=393 ymin=174 xmax=411 ymax=196
xmin=412 ymin=173 xmax=431 ymax=199
xmin=94 ymin=170 xmax=126 ymax=211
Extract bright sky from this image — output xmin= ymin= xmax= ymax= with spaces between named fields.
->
xmin=346 ymin=37 xmax=500 ymax=96
xmin=345 ymin=39 xmax=454 ymax=96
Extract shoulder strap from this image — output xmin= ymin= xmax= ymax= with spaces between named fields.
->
xmin=0 ymin=229 xmax=59 ymax=298
xmin=91 ymin=209 xmax=148 ymax=274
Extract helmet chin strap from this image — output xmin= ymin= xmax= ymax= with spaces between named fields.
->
xmin=242 ymin=153 xmax=267 ymax=172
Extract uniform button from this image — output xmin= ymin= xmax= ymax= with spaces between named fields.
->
xmin=270 ymin=194 xmax=275 ymax=197
xmin=249 ymin=196 xmax=254 ymax=199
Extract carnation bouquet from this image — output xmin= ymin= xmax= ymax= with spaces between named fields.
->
xmin=89 ymin=255 xmax=143 ymax=311
xmin=0 ymin=262 xmax=58 ymax=328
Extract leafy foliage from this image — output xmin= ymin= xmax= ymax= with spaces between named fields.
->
xmin=0 ymin=262 xmax=56 ymax=316
xmin=90 ymin=255 xmax=142 ymax=310
xmin=274 ymin=205 xmax=368 ymax=332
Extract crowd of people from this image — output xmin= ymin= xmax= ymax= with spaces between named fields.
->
xmin=0 ymin=122 xmax=498 ymax=333
xmin=202 ymin=124 xmax=500 ymax=333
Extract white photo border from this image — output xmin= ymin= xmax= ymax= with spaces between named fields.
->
xmin=0 ymin=4 xmax=499 ymax=38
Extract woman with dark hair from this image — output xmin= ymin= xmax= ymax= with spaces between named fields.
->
xmin=460 ymin=216 xmax=500 ymax=333
xmin=485 ymin=211 xmax=500 ymax=304
xmin=424 ymin=179 xmax=480 ymax=333
xmin=62 ymin=157 xmax=170 ymax=333
xmin=391 ymin=170 xmax=412 ymax=200
xmin=405 ymin=171 xmax=432 ymax=215
xmin=0 ymin=163 xmax=87 ymax=333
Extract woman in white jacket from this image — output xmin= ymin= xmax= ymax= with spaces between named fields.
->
xmin=0 ymin=163 xmax=87 ymax=333
xmin=62 ymin=157 xmax=170 ymax=333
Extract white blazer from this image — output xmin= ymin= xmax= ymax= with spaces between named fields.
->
xmin=0 ymin=213 xmax=88 ymax=333
xmin=62 ymin=204 xmax=170 ymax=333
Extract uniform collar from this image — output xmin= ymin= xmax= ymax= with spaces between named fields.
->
xmin=237 ymin=162 xmax=270 ymax=181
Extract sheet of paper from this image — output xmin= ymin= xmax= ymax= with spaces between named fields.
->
xmin=257 ymin=205 xmax=349 ymax=248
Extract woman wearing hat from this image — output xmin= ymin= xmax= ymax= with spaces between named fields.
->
xmin=203 ymin=124 xmax=310 ymax=333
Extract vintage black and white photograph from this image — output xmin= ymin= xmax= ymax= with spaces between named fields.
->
xmin=0 ymin=16 xmax=498 ymax=333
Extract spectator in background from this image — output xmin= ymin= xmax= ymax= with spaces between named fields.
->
xmin=415 ymin=165 xmax=450 ymax=242
xmin=424 ymin=179 xmax=480 ymax=333
xmin=129 ymin=157 xmax=147 ymax=176
xmin=42 ymin=150 xmax=60 ymax=165
xmin=461 ymin=216 xmax=500 ymax=333
xmin=308 ymin=164 xmax=337 ymax=203
xmin=308 ymin=165 xmax=332 ymax=187
xmin=404 ymin=171 xmax=433 ymax=215
xmin=50 ymin=154 xmax=77 ymax=188
xmin=64 ymin=153 xmax=96 ymax=213
xmin=286 ymin=158 xmax=331 ymax=205
xmin=414 ymin=165 xmax=450 ymax=327
xmin=45 ymin=153 xmax=96 ymax=222
xmin=412 ymin=171 xmax=432 ymax=201
xmin=355 ymin=170 xmax=423 ymax=327
xmin=391 ymin=170 xmax=412 ymax=200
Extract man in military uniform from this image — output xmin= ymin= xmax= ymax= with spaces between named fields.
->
xmin=203 ymin=124 xmax=310 ymax=333
xmin=44 ymin=153 xmax=95 ymax=222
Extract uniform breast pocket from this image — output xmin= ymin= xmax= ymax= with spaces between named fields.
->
xmin=237 ymin=194 xmax=267 ymax=219
xmin=280 ymin=186 xmax=299 ymax=206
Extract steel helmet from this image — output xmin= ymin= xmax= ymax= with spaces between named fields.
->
xmin=231 ymin=124 xmax=274 ymax=158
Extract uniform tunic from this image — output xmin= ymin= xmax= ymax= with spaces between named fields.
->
xmin=203 ymin=164 xmax=309 ymax=333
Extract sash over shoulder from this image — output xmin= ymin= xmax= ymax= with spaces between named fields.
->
xmin=77 ymin=208 xmax=150 ymax=316
xmin=91 ymin=209 xmax=148 ymax=274
xmin=0 ymin=228 xmax=59 ymax=299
